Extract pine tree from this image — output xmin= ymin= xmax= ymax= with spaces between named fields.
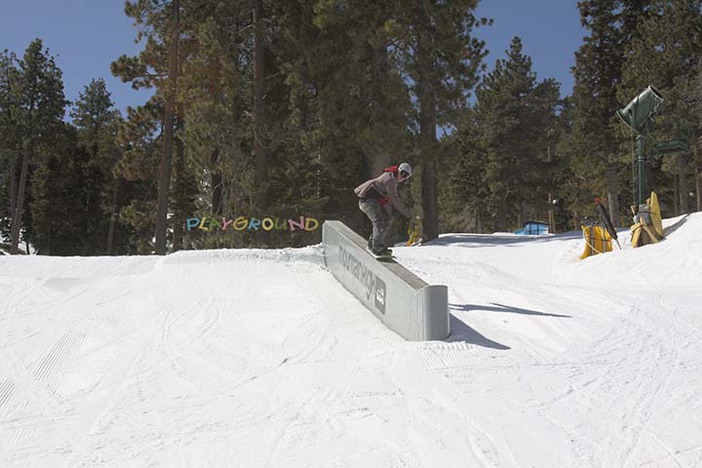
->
xmin=70 ymin=79 xmax=123 ymax=254
xmin=153 ymin=0 xmax=180 ymax=254
xmin=474 ymin=37 xmax=560 ymax=231
xmin=570 ymin=0 xmax=624 ymax=224
xmin=283 ymin=0 xmax=413 ymax=236
xmin=693 ymin=59 xmax=702 ymax=210
xmin=110 ymin=0 xmax=488 ymax=249
xmin=0 ymin=50 xmax=21 ymax=249
xmin=176 ymin=1 xmax=261 ymax=248
xmin=113 ymin=104 xmax=161 ymax=254
xmin=185 ymin=5 xmax=241 ymax=220
xmin=30 ymin=124 xmax=90 ymax=255
xmin=10 ymin=39 xmax=67 ymax=254
xmin=113 ymin=0 xmax=186 ymax=254
xmin=252 ymin=0 xmax=268 ymax=245
xmin=391 ymin=0 xmax=488 ymax=241
xmin=442 ymin=108 xmax=489 ymax=232
xmin=564 ymin=0 xmax=652 ymax=226
xmin=620 ymin=0 xmax=702 ymax=215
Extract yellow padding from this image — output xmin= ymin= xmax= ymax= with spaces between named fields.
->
xmin=648 ymin=191 xmax=664 ymax=238
xmin=580 ymin=225 xmax=612 ymax=259
xmin=406 ymin=218 xmax=422 ymax=246
xmin=631 ymin=190 xmax=663 ymax=248
xmin=631 ymin=221 xmax=659 ymax=248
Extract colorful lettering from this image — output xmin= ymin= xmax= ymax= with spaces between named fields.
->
xmin=247 ymin=218 xmax=261 ymax=230
xmin=305 ymin=217 xmax=319 ymax=231
xmin=221 ymin=218 xmax=234 ymax=230
xmin=209 ymin=218 xmax=222 ymax=231
xmin=233 ymin=216 xmax=248 ymax=231
xmin=288 ymin=216 xmax=305 ymax=232
xmin=275 ymin=218 xmax=287 ymax=230
xmin=261 ymin=217 xmax=274 ymax=231
xmin=187 ymin=215 xmax=322 ymax=234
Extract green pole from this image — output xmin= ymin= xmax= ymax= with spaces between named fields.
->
xmin=636 ymin=133 xmax=646 ymax=207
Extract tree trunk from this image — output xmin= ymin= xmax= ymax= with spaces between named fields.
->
xmin=10 ymin=148 xmax=30 ymax=254
xmin=677 ymin=153 xmax=689 ymax=214
xmin=211 ymin=149 xmax=224 ymax=216
xmin=106 ymin=179 xmax=119 ymax=255
xmin=417 ymin=26 xmax=439 ymax=242
xmin=9 ymin=152 xmax=18 ymax=225
xmin=696 ymin=136 xmax=702 ymax=211
xmin=606 ymin=162 xmax=619 ymax=226
xmin=171 ymin=133 xmax=185 ymax=252
xmin=253 ymin=0 xmax=268 ymax=245
xmin=547 ymin=191 xmax=555 ymax=233
xmin=154 ymin=0 xmax=179 ymax=255
xmin=673 ymin=173 xmax=679 ymax=216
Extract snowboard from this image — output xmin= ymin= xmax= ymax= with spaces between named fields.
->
xmin=367 ymin=247 xmax=395 ymax=261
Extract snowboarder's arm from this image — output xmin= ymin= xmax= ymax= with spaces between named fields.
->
xmin=385 ymin=181 xmax=411 ymax=218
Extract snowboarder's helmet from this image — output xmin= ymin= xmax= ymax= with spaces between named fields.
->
xmin=398 ymin=162 xmax=412 ymax=178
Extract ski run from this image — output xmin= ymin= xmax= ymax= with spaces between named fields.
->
xmin=1 ymin=214 xmax=702 ymax=467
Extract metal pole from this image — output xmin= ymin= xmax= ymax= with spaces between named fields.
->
xmin=636 ymin=134 xmax=646 ymax=207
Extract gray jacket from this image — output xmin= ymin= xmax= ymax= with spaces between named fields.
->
xmin=354 ymin=172 xmax=411 ymax=218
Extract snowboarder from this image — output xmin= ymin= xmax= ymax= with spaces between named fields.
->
xmin=354 ymin=162 xmax=413 ymax=256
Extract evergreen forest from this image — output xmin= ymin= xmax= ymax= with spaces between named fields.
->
xmin=2 ymin=0 xmax=701 ymax=255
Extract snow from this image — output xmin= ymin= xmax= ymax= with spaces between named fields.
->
xmin=1 ymin=214 xmax=702 ymax=467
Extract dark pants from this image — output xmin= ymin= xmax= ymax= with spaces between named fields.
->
xmin=359 ymin=199 xmax=389 ymax=252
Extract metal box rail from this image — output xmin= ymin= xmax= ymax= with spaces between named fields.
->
xmin=322 ymin=220 xmax=449 ymax=341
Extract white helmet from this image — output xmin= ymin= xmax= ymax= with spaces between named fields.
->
xmin=398 ymin=162 xmax=412 ymax=177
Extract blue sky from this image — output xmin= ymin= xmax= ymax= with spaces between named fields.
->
xmin=474 ymin=1 xmax=586 ymax=96
xmin=0 ymin=0 xmax=150 ymax=117
xmin=1 ymin=1 xmax=585 ymax=118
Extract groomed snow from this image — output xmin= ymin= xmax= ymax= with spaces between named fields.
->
xmin=1 ymin=214 xmax=701 ymax=467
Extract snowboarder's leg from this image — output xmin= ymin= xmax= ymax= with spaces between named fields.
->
xmin=378 ymin=210 xmax=392 ymax=249
xmin=359 ymin=199 xmax=388 ymax=253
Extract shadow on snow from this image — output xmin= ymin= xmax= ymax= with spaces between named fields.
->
xmin=451 ymin=302 xmax=571 ymax=319
xmin=445 ymin=314 xmax=512 ymax=350
xmin=445 ymin=302 xmax=571 ymax=350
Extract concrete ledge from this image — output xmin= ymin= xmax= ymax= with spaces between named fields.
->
xmin=322 ymin=220 xmax=449 ymax=341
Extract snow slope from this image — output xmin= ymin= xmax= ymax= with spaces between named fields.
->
xmin=1 ymin=214 xmax=701 ymax=467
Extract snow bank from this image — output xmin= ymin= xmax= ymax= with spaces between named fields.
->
xmin=1 ymin=214 xmax=701 ymax=466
